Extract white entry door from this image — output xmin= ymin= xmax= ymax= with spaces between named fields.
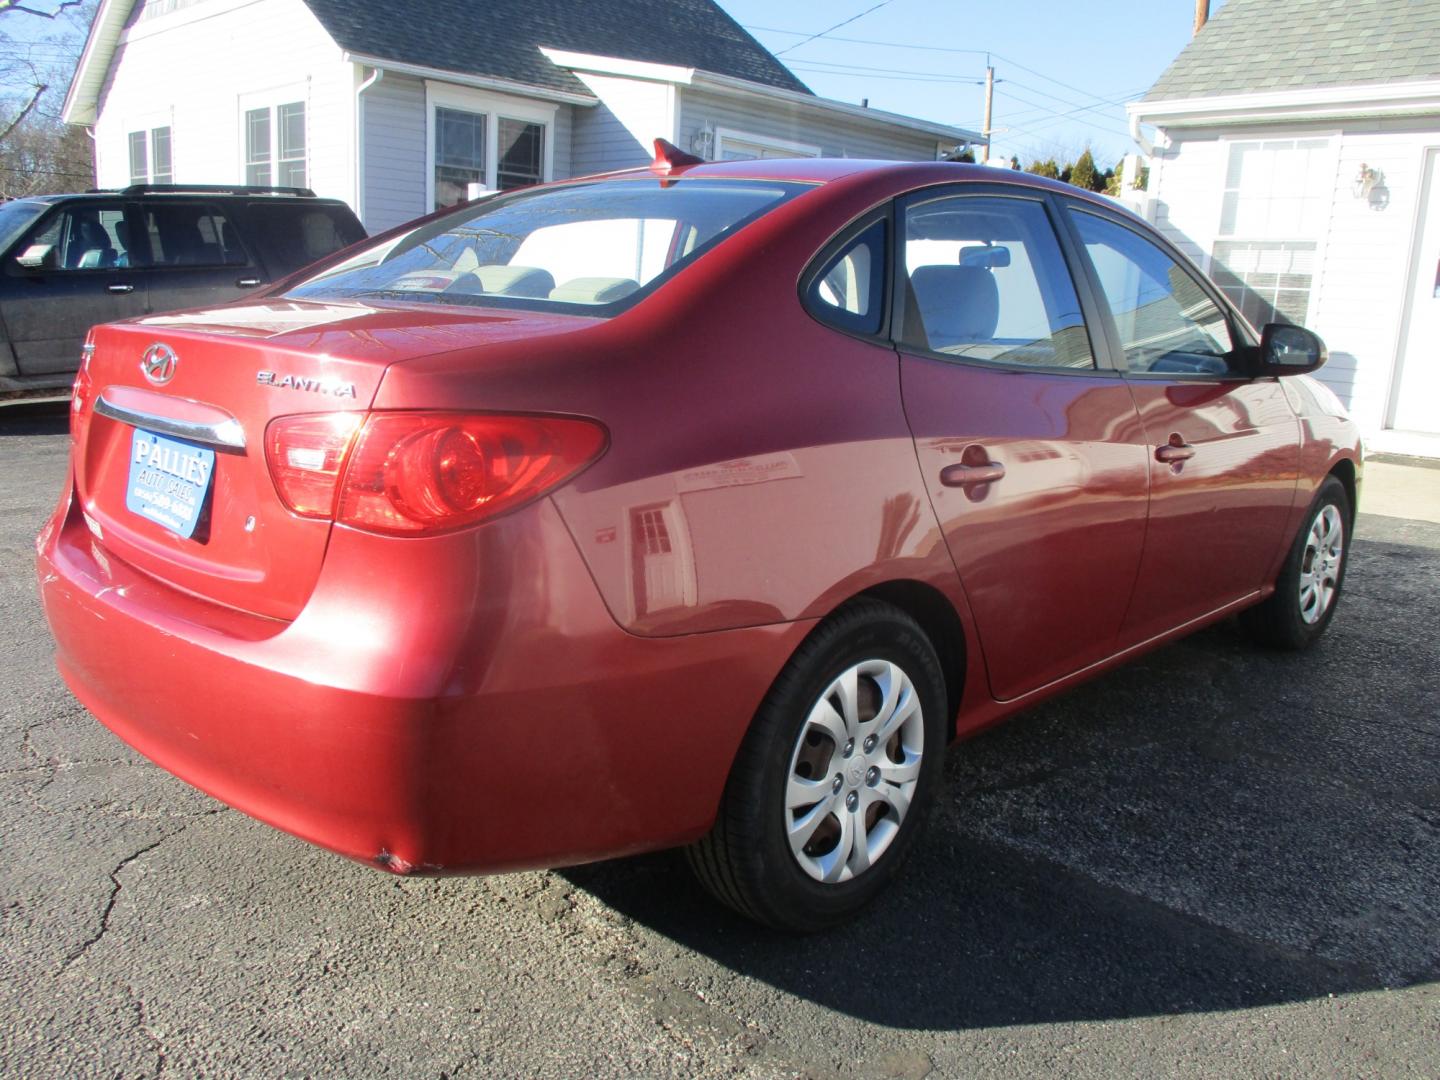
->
xmin=1394 ymin=148 xmax=1440 ymax=434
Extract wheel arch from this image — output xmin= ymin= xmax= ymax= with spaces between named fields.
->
xmin=853 ymin=579 xmax=967 ymax=724
xmin=1327 ymin=455 xmax=1359 ymax=523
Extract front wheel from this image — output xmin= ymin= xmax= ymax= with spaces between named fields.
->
xmin=1241 ymin=475 xmax=1351 ymax=649
xmin=686 ymin=600 xmax=948 ymax=932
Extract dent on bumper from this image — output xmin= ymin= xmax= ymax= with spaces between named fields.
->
xmin=37 ymin=490 xmax=813 ymax=875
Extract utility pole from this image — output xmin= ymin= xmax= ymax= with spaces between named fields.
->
xmin=1194 ymin=0 xmax=1209 ymax=35
xmin=981 ymin=60 xmax=994 ymax=163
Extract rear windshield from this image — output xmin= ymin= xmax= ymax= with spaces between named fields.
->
xmin=285 ymin=179 xmax=809 ymax=315
xmin=244 ymin=202 xmax=366 ymax=276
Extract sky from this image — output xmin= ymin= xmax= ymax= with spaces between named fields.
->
xmin=718 ymin=0 xmax=1227 ymax=166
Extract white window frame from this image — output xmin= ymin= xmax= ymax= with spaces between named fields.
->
xmin=125 ymin=117 xmax=174 ymax=185
xmin=713 ymin=127 xmax=821 ymax=161
xmin=1207 ymin=133 xmax=1339 ymax=327
xmin=238 ymin=86 xmax=310 ymax=190
xmin=424 ymin=82 xmax=557 ymax=209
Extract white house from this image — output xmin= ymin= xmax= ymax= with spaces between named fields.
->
xmin=62 ymin=0 xmax=976 ymax=234
xmin=1129 ymin=0 xmax=1440 ymax=456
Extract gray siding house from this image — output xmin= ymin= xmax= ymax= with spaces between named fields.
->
xmin=65 ymin=0 xmax=976 ymax=233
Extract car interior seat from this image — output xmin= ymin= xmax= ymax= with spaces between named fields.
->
xmin=908 ymin=265 xmax=1000 ymax=352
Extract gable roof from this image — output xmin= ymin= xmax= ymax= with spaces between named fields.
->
xmin=303 ymin=0 xmax=811 ymax=98
xmin=1144 ymin=0 xmax=1440 ymax=103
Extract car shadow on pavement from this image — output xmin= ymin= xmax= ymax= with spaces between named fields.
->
xmin=565 ymin=520 xmax=1440 ymax=1030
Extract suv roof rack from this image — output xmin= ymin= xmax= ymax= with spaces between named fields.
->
xmin=115 ymin=183 xmax=319 ymax=198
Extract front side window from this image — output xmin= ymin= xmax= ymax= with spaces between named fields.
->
xmin=803 ymin=218 xmax=887 ymax=336
xmin=288 ymin=179 xmax=809 ymax=314
xmin=245 ymin=102 xmax=305 ymax=188
xmin=12 ymin=205 xmax=137 ymax=272
xmin=1071 ymin=210 xmax=1236 ymax=376
xmin=900 ymin=195 xmax=1094 ymax=370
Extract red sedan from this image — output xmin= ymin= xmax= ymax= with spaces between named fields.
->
xmin=37 ymin=146 xmax=1361 ymax=931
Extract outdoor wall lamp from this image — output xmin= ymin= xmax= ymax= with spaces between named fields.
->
xmin=1354 ymin=164 xmax=1389 ymax=210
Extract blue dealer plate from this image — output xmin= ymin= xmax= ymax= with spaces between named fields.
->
xmin=125 ymin=429 xmax=215 ymax=539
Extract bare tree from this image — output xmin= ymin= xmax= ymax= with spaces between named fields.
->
xmin=0 ymin=0 xmax=96 ymax=196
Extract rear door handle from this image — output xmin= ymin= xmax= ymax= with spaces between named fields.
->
xmin=941 ymin=461 xmax=1006 ymax=486
xmin=107 ymin=283 xmax=135 ymax=294
xmin=1155 ymin=441 xmax=1195 ymax=463
xmin=236 ymin=277 xmax=262 ymax=288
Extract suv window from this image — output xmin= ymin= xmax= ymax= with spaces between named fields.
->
xmin=900 ymin=195 xmax=1094 ymax=370
xmin=242 ymin=202 xmax=366 ymax=276
xmin=12 ymin=205 xmax=138 ymax=272
xmin=804 ymin=218 xmax=887 ymax=336
xmin=139 ymin=202 xmax=248 ymax=267
xmin=1070 ymin=210 xmax=1237 ymax=376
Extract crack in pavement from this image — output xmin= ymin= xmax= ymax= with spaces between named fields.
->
xmin=57 ymin=809 xmax=226 ymax=974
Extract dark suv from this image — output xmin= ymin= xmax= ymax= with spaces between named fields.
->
xmin=0 ymin=185 xmax=365 ymax=398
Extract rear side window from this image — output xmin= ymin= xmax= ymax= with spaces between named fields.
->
xmin=803 ymin=218 xmax=887 ymax=336
xmin=139 ymin=202 xmax=248 ymax=267
xmin=243 ymin=203 xmax=366 ymax=276
xmin=900 ymin=195 xmax=1094 ymax=370
xmin=286 ymin=178 xmax=809 ymax=315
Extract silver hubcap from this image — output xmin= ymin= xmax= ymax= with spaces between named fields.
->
xmin=1299 ymin=504 xmax=1344 ymax=625
xmin=784 ymin=659 xmax=924 ymax=884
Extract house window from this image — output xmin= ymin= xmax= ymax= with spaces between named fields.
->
xmin=426 ymin=85 xmax=554 ymax=210
xmin=245 ymin=101 xmax=306 ymax=188
xmin=497 ymin=117 xmax=543 ymax=191
xmin=434 ymin=107 xmax=486 ymax=209
xmin=714 ymin=128 xmax=821 ymax=161
xmin=1210 ymin=138 xmax=1330 ymax=327
xmin=127 ymin=126 xmax=174 ymax=185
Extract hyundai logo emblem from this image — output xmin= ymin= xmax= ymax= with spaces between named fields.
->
xmin=140 ymin=343 xmax=178 ymax=385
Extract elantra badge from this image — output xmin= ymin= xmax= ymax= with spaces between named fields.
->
xmin=256 ymin=370 xmax=358 ymax=398
xmin=140 ymin=343 xmax=178 ymax=385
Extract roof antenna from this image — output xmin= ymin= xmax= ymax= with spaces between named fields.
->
xmin=651 ymin=138 xmax=706 ymax=176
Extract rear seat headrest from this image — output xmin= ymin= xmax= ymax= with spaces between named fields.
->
xmin=476 ymin=265 xmax=555 ymax=298
xmin=549 ymin=276 xmax=640 ymax=304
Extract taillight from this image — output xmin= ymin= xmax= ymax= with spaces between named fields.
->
xmin=264 ymin=411 xmax=607 ymax=535
xmin=70 ymin=341 xmax=95 ymax=447
xmin=265 ymin=412 xmax=364 ymax=517
xmin=336 ymin=412 xmax=607 ymax=535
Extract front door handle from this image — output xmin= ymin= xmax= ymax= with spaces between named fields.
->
xmin=1155 ymin=440 xmax=1196 ymax=463
xmin=107 ymin=283 xmax=135 ymax=294
xmin=941 ymin=461 xmax=1006 ymax=487
xmin=236 ymin=277 xmax=262 ymax=288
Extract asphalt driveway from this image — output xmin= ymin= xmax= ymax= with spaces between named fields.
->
xmin=2 ymin=403 xmax=1436 ymax=1078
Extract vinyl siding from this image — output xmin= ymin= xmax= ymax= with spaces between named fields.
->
xmin=360 ymin=72 xmax=426 ymax=232
xmin=94 ymin=0 xmax=356 ymax=209
xmin=569 ymin=74 xmax=672 ymax=175
xmin=678 ymin=87 xmax=942 ymax=162
xmin=1146 ymin=117 xmax=1440 ymax=435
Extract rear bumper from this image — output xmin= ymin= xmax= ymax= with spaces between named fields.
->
xmin=37 ymin=486 xmax=811 ymax=874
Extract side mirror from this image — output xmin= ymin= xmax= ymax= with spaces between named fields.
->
xmin=1258 ymin=322 xmax=1326 ymax=377
xmin=15 ymin=243 xmax=56 ymax=270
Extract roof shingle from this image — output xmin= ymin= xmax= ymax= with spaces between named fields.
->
xmin=301 ymin=0 xmax=812 ymax=98
xmin=1144 ymin=0 xmax=1440 ymax=101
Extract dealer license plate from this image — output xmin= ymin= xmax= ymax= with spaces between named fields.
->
xmin=125 ymin=429 xmax=215 ymax=540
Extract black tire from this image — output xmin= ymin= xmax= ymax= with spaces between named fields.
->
xmin=686 ymin=599 xmax=948 ymax=932
xmin=1240 ymin=475 xmax=1351 ymax=650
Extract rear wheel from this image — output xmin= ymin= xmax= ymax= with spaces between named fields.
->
xmin=1241 ymin=475 xmax=1350 ymax=649
xmin=687 ymin=600 xmax=947 ymax=932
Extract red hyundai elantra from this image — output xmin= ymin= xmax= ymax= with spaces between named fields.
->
xmin=37 ymin=146 xmax=1362 ymax=930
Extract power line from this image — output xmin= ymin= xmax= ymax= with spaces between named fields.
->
xmin=771 ymin=1 xmax=899 ymax=58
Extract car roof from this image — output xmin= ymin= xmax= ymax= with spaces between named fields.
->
xmin=594 ymin=157 xmax=1118 ymax=203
